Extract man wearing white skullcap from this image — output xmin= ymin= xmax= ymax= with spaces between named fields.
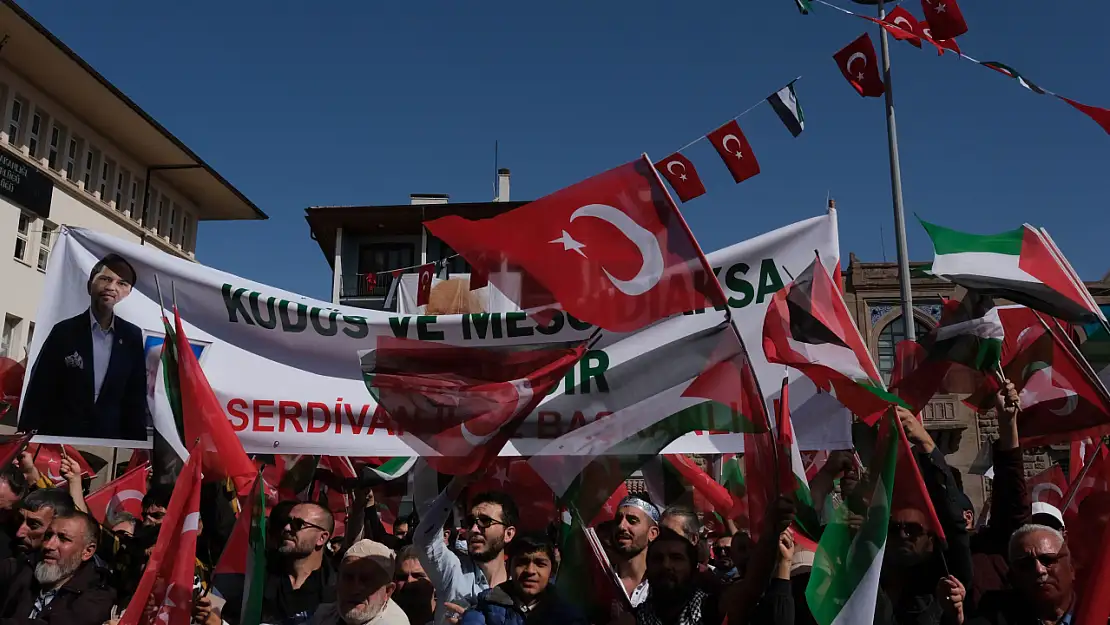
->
xmin=611 ymin=496 xmax=661 ymax=612
xmin=310 ymin=539 xmax=410 ymax=625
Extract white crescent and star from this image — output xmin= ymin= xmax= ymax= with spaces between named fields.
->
xmin=107 ymin=489 xmax=145 ymax=516
xmin=666 ymin=160 xmax=688 ymax=181
xmin=1031 ymin=483 xmax=1063 ymax=503
xmin=459 ymin=378 xmax=534 ymax=447
xmin=549 ymin=203 xmax=666 ymax=297
xmin=721 ymin=134 xmax=744 ymax=159
xmin=846 ymin=52 xmax=868 ymax=82
xmin=893 ymin=16 xmax=914 ymax=32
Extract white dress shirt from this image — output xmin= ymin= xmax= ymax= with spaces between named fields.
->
xmin=90 ymin=310 xmax=115 ymax=402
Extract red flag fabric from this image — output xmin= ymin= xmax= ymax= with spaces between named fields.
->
xmin=27 ymin=444 xmax=93 ymax=485
xmin=1027 ymin=464 xmax=1068 ymax=510
xmin=920 ymin=23 xmax=962 ymax=56
xmin=1071 ymin=439 xmax=1095 ymax=483
xmin=833 ymin=33 xmax=885 ymax=98
xmin=663 ymin=454 xmax=735 ymax=518
xmin=125 ymin=450 xmax=150 ymax=474
xmin=883 ymin=6 xmax=923 ymax=48
xmin=424 ymin=157 xmax=727 ymax=332
xmin=365 ymin=273 xmax=378 ymax=291
xmin=1059 ymin=96 xmax=1110 ymax=136
xmin=469 ymin=267 xmax=489 ymax=290
xmin=743 ymin=426 xmax=778 ymax=541
xmin=0 ymin=432 xmax=31 ymax=469
xmin=592 ymin=482 xmax=630 ymax=527
xmin=0 ymin=356 xmax=25 ymax=419
xmin=365 ymin=336 xmax=584 ymax=475
xmin=1062 ymin=445 xmax=1110 ymax=527
xmin=85 ymin=463 xmax=149 ymax=523
xmin=706 ymin=121 xmax=761 ymax=184
xmin=468 ymin=458 xmax=557 ymax=532
xmin=888 ymin=412 xmax=947 ymax=542
xmin=920 ymin=0 xmax=967 ymax=41
xmin=175 ymin=309 xmax=256 ymax=495
xmin=654 ymin=152 xmax=707 ymax=202
xmin=416 ymin=263 xmax=435 ymax=306
xmin=120 ymin=449 xmax=202 ymax=625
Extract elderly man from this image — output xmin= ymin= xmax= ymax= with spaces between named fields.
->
xmin=942 ymin=524 xmax=1077 ymax=624
xmin=611 ymin=497 xmax=661 ymax=609
xmin=311 ymin=539 xmax=409 ymax=625
xmin=0 ymin=511 xmax=115 ymax=624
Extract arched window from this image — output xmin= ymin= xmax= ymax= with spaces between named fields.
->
xmin=877 ymin=315 xmax=929 ymax=384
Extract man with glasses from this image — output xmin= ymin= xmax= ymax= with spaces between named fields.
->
xmin=940 ymin=524 xmax=1077 ymax=624
xmin=140 ymin=486 xmax=171 ymax=528
xmin=414 ymin=477 xmax=518 ymax=625
xmin=217 ymin=501 xmax=337 ymax=624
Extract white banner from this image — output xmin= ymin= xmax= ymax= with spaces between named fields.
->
xmin=20 ymin=209 xmax=849 ymax=455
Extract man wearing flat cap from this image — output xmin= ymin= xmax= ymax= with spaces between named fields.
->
xmin=312 ymin=539 xmax=410 ymax=625
xmin=610 ymin=497 xmax=661 ymax=612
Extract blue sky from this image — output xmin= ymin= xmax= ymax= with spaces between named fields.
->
xmin=21 ymin=0 xmax=1110 ymax=300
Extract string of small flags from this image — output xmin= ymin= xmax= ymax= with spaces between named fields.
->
xmin=815 ymin=0 xmax=1110 ymax=135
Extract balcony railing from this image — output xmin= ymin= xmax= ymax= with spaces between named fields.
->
xmin=340 ymin=272 xmax=405 ymax=299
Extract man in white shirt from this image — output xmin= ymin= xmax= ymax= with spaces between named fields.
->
xmin=611 ymin=497 xmax=660 ymax=610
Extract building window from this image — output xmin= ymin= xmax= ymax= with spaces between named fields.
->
xmin=181 ymin=212 xmax=192 ymax=249
xmin=27 ymin=112 xmax=41 ymax=157
xmin=167 ymin=203 xmax=177 ymax=240
xmin=99 ymin=158 xmax=113 ymax=198
xmin=26 ymin=322 xmax=34 ymax=350
xmin=13 ymin=212 xmax=31 ymax=262
xmin=129 ymin=179 xmax=139 ymax=218
xmin=1 ymin=315 xmax=18 ymax=358
xmin=83 ymin=147 xmax=96 ymax=188
xmin=115 ymin=170 xmax=126 ymax=209
xmin=157 ymin=197 xmax=167 ymax=235
xmin=36 ymin=225 xmax=54 ymax=271
xmin=47 ymin=124 xmax=63 ymax=169
xmin=143 ymin=189 xmax=156 ymax=227
xmin=7 ymin=98 xmax=23 ymax=144
xmin=877 ymin=314 xmax=930 ymax=383
xmin=64 ymin=136 xmax=79 ymax=180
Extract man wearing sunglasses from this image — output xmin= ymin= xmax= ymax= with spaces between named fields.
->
xmin=415 ymin=476 xmax=518 ymax=625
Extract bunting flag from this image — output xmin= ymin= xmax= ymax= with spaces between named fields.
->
xmin=833 ymin=33 xmax=885 ymax=98
xmin=795 ymin=0 xmax=812 ymax=15
xmin=981 ymin=62 xmax=1047 ymax=95
xmin=920 ymin=23 xmax=961 ymax=56
xmin=920 ymin=0 xmax=968 ymax=41
xmin=1059 ymin=97 xmax=1110 ymax=136
xmin=707 ymin=120 xmax=761 ymax=183
xmin=767 ymin=81 xmax=806 ymax=137
xmin=654 ymin=152 xmax=707 ymax=202
xmin=85 ymin=463 xmax=150 ymax=523
xmin=883 ymin=6 xmax=923 ymax=48
xmin=416 ymin=263 xmax=435 ymax=307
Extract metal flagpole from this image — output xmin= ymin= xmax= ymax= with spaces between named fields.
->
xmin=876 ymin=0 xmax=917 ymax=338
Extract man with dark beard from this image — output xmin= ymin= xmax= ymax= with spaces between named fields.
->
xmin=611 ymin=497 xmax=661 ymax=610
xmin=13 ymin=488 xmax=74 ymax=558
xmin=217 ymin=501 xmax=336 ymax=624
xmin=0 ymin=511 xmax=115 ymax=624
xmin=310 ymin=539 xmax=409 ymax=625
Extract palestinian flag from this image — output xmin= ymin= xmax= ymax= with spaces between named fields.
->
xmin=1079 ymin=305 xmax=1110 ymax=387
xmin=721 ymin=454 xmax=748 ymax=520
xmin=556 ymin=507 xmax=626 ymax=622
xmin=922 ymin=291 xmax=1004 ymax=371
xmin=213 ymin=472 xmax=267 ymax=625
xmin=921 ymin=220 xmax=1105 ymax=324
xmin=362 ymin=336 xmax=585 ymax=475
xmin=151 ymin=315 xmax=186 ymax=487
xmin=763 ymin=257 xmax=906 ymax=424
xmin=768 ymin=80 xmax=805 ymax=137
xmin=806 ymin=409 xmax=898 ymax=625
xmin=530 ymin=321 xmax=768 ymax=523
xmin=795 ymin=0 xmax=812 ymax=14
xmin=776 ymin=378 xmax=820 ymax=540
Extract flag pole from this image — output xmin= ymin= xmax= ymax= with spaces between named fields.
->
xmin=877 ymin=0 xmax=917 ymax=340
xmin=1062 ymin=438 xmax=1106 ymax=512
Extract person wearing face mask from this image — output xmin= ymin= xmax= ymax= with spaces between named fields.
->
xmin=310 ymin=539 xmax=410 ymax=625
xmin=459 ymin=534 xmax=586 ymax=625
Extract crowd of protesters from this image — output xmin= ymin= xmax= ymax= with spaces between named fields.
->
xmin=0 ymin=381 xmax=1095 ymax=625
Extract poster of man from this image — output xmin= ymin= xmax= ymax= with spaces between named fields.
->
xmin=19 ymin=253 xmax=149 ymax=441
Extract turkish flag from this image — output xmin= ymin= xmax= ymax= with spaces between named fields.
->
xmin=1028 ymin=464 xmax=1069 ymax=510
xmin=468 ymin=459 xmax=556 ymax=532
xmin=920 ymin=0 xmax=967 ymax=41
xmin=834 ymin=34 xmax=885 ymax=98
xmin=883 ymin=7 xmax=923 ymax=48
xmin=27 ymin=444 xmax=94 ymax=485
xmin=416 ymin=263 xmax=435 ymax=307
xmin=1059 ymin=96 xmax=1110 ymax=136
xmin=920 ymin=22 xmax=962 ymax=56
xmin=425 ymin=157 xmax=727 ymax=332
xmin=364 ymin=336 xmax=584 ymax=475
xmin=653 ymin=152 xmax=706 ymax=203
xmin=706 ymin=121 xmax=760 ymax=184
xmin=85 ymin=463 xmax=150 ymax=523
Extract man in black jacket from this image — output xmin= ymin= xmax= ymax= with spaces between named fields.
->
xmin=0 ymin=510 xmax=115 ymax=625
xmin=20 ymin=253 xmax=148 ymax=441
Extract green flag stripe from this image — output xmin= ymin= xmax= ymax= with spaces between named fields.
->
xmin=920 ymin=220 xmax=1024 ymax=256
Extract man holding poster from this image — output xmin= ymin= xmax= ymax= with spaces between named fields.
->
xmin=20 ymin=253 xmax=148 ymax=442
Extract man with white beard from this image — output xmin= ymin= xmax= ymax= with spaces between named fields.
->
xmin=0 ymin=510 xmax=115 ymax=624
xmin=311 ymin=539 xmax=410 ymax=625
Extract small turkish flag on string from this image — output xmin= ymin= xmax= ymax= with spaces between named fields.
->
xmin=416 ymin=263 xmax=435 ymax=306
xmin=920 ymin=0 xmax=967 ymax=41
xmin=882 ymin=6 xmax=923 ymax=48
xmin=365 ymin=273 xmax=378 ymax=290
xmin=920 ymin=22 xmax=962 ymax=56
xmin=833 ymin=33 xmax=885 ymax=98
xmin=653 ymin=152 xmax=706 ymax=202
xmin=1059 ymin=96 xmax=1110 ymax=136
xmin=706 ymin=121 xmax=760 ymax=184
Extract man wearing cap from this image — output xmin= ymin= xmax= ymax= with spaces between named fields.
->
xmin=311 ymin=539 xmax=410 ymax=625
xmin=21 ymin=253 xmax=149 ymax=441
xmin=611 ymin=497 xmax=660 ymax=610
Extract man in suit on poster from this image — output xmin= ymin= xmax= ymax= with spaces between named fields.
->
xmin=20 ymin=253 xmax=148 ymax=441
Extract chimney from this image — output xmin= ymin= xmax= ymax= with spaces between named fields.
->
xmin=410 ymin=194 xmax=449 ymax=205
xmin=495 ymin=168 xmax=510 ymax=202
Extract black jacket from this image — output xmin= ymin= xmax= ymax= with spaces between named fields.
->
xmin=462 ymin=583 xmax=589 ymax=625
xmin=20 ymin=309 xmax=148 ymax=441
xmin=967 ymin=590 xmax=1086 ymax=625
xmin=214 ymin=556 xmax=337 ymax=624
xmin=0 ymin=557 xmax=117 ymax=625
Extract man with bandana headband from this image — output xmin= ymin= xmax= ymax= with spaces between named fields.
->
xmin=610 ymin=497 xmax=661 ymax=610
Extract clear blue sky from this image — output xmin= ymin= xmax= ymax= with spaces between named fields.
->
xmin=21 ymin=0 xmax=1110 ymax=300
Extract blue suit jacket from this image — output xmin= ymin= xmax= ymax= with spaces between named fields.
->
xmin=20 ymin=309 xmax=149 ymax=441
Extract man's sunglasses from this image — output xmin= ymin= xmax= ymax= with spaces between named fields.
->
xmin=888 ymin=522 xmax=927 ymax=539
xmin=285 ymin=517 xmax=328 ymax=533
xmin=464 ymin=515 xmax=506 ymax=530
xmin=1013 ymin=551 xmax=1069 ymax=571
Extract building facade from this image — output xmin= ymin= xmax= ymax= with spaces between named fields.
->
xmin=0 ymin=0 xmax=266 ymax=363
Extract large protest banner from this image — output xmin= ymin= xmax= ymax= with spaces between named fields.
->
xmin=19 ymin=209 xmax=849 ymax=455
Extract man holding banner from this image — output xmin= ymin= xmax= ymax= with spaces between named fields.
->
xmin=20 ymin=253 xmax=149 ymax=442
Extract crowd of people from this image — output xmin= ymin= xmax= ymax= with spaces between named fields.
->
xmin=0 ymin=384 xmax=1100 ymax=625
